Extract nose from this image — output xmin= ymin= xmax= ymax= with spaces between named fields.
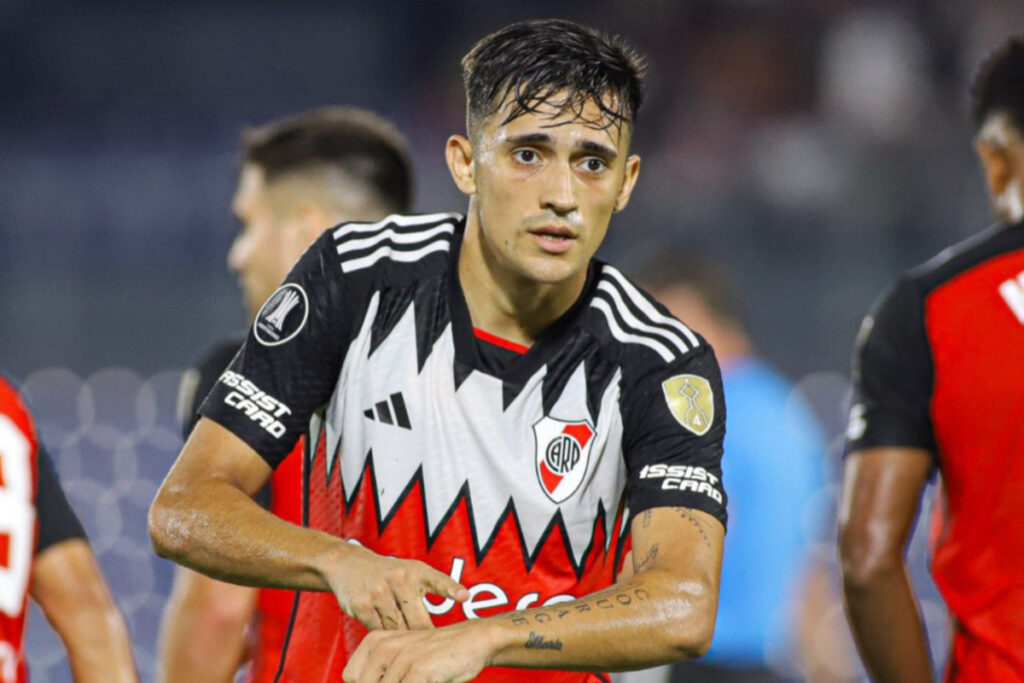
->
xmin=227 ymin=232 xmax=249 ymax=274
xmin=539 ymin=162 xmax=578 ymax=215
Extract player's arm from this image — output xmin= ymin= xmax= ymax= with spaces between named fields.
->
xmin=31 ymin=448 xmax=138 ymax=682
xmin=158 ymin=344 xmax=258 ymax=683
xmin=838 ymin=447 xmax=933 ymax=683
xmin=343 ymin=504 xmax=723 ymax=682
xmin=837 ymin=280 xmax=936 ymax=682
xmin=32 ymin=539 xmax=138 ymax=682
xmin=150 ymin=418 xmax=467 ymax=629
xmin=157 ymin=568 xmax=256 ymax=683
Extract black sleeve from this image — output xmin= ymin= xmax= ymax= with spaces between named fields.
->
xmin=35 ymin=446 xmax=87 ymax=554
xmin=621 ymin=343 xmax=728 ymax=528
xmin=844 ymin=278 xmax=937 ymax=456
xmin=198 ymin=231 xmax=361 ymax=468
xmin=177 ymin=340 xmax=244 ymax=441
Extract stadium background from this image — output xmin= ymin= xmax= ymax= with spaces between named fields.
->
xmin=2 ymin=0 xmax=1018 ymax=679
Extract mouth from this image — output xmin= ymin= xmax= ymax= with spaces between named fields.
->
xmin=527 ymin=224 xmax=578 ymax=254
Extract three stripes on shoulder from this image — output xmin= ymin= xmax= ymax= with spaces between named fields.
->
xmin=334 ymin=213 xmax=460 ymax=274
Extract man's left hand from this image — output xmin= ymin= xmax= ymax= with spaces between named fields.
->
xmin=342 ymin=621 xmax=499 ymax=683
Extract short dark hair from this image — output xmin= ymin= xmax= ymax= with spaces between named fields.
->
xmin=461 ymin=19 xmax=647 ymax=133
xmin=971 ymin=35 xmax=1024 ymax=133
xmin=243 ymin=106 xmax=413 ymax=213
xmin=641 ymin=252 xmax=744 ymax=328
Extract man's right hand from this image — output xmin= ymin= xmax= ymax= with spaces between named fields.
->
xmin=321 ymin=544 xmax=469 ymax=631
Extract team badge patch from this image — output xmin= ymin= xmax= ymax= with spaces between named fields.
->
xmin=254 ymin=284 xmax=309 ymax=346
xmin=533 ymin=417 xmax=596 ymax=504
xmin=662 ymin=374 xmax=714 ymax=436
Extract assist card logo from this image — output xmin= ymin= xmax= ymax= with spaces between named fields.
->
xmin=533 ymin=417 xmax=596 ymax=504
xmin=254 ymin=283 xmax=308 ymax=346
xmin=662 ymin=374 xmax=714 ymax=436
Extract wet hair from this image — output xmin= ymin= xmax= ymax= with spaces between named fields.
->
xmin=971 ymin=35 xmax=1024 ymax=133
xmin=242 ymin=106 xmax=413 ymax=213
xmin=461 ymin=18 xmax=647 ymax=134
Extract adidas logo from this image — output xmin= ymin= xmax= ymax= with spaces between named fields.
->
xmin=363 ymin=392 xmax=411 ymax=430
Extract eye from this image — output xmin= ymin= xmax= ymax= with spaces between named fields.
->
xmin=580 ymin=157 xmax=607 ymax=173
xmin=512 ymin=149 xmax=539 ymax=164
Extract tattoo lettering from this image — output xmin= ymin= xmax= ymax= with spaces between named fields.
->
xmin=634 ymin=543 xmax=659 ymax=572
xmin=641 ymin=509 xmax=652 ymax=529
xmin=525 ymin=631 xmax=564 ymax=651
xmin=503 ymin=585 xmax=651 ymax=626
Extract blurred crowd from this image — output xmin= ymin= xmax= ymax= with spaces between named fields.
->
xmin=4 ymin=0 xmax=1022 ymax=680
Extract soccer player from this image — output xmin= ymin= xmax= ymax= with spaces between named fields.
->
xmin=0 ymin=373 xmax=137 ymax=682
xmin=150 ymin=19 xmax=728 ymax=682
xmin=642 ymin=256 xmax=835 ymax=683
xmin=158 ymin=107 xmax=413 ymax=682
xmin=839 ymin=35 xmax=1024 ymax=682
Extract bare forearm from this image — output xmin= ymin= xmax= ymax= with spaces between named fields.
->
xmin=842 ymin=563 xmax=932 ymax=683
xmin=485 ymin=571 xmax=714 ymax=671
xmin=149 ymin=477 xmax=347 ymax=590
xmin=58 ymin=605 xmax=137 ymax=683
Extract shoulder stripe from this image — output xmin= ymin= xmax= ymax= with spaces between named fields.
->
xmin=591 ymin=298 xmax=675 ymax=362
xmin=341 ymin=240 xmax=451 ymax=274
xmin=595 ymin=281 xmax=691 ymax=356
xmin=336 ymin=222 xmax=455 ymax=256
xmin=600 ymin=266 xmax=700 ymax=348
xmin=332 ymin=212 xmax=461 ymax=241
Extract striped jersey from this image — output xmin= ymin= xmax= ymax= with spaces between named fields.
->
xmin=200 ymin=213 xmax=728 ymax=682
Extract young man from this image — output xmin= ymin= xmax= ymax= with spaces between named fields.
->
xmin=1 ymin=373 xmax=137 ymax=682
xmin=159 ymin=107 xmax=413 ymax=682
xmin=839 ymin=35 xmax=1024 ymax=682
xmin=150 ymin=19 xmax=727 ymax=682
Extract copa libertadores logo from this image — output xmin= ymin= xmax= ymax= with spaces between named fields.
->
xmin=532 ymin=417 xmax=596 ymax=504
xmin=254 ymin=283 xmax=309 ymax=346
xmin=662 ymin=374 xmax=714 ymax=436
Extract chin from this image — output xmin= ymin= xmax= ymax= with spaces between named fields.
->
xmin=521 ymin=257 xmax=581 ymax=285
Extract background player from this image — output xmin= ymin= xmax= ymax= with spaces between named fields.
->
xmin=641 ymin=255 xmax=849 ymax=683
xmin=151 ymin=18 xmax=727 ymax=682
xmin=0 ymin=372 xmax=137 ymax=682
xmin=839 ymin=34 xmax=1024 ymax=682
xmin=159 ymin=106 xmax=413 ymax=682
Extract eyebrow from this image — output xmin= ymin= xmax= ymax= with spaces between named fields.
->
xmin=504 ymin=133 xmax=619 ymax=162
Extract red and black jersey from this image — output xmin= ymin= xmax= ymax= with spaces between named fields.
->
xmin=180 ymin=342 xmax=303 ymax=683
xmin=199 ymin=213 xmax=728 ymax=682
xmin=0 ymin=374 xmax=86 ymax=683
xmin=847 ymin=222 xmax=1024 ymax=681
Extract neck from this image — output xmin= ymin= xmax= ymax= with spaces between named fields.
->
xmin=457 ymin=210 xmax=587 ymax=346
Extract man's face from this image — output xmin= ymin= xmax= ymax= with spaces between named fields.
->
xmin=228 ymin=164 xmax=310 ymax=319
xmin=465 ymin=96 xmax=640 ymax=285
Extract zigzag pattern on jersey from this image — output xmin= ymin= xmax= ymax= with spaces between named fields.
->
xmin=332 ymin=213 xmax=461 ymax=274
xmin=591 ymin=265 xmax=701 ymax=362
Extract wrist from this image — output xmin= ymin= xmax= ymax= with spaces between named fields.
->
xmin=481 ymin=615 xmax=521 ymax=667
xmin=308 ymin=535 xmax=360 ymax=589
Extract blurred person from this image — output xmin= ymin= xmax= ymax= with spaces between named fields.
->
xmin=639 ymin=256 xmax=847 ymax=683
xmin=151 ymin=18 xmax=729 ymax=683
xmin=159 ymin=106 xmax=413 ymax=682
xmin=840 ymin=35 xmax=1024 ymax=682
xmin=0 ymin=372 xmax=137 ymax=682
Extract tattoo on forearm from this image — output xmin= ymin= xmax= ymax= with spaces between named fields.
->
xmin=676 ymin=508 xmax=711 ymax=548
xmin=525 ymin=631 xmax=563 ymax=651
xmin=635 ymin=543 xmax=659 ymax=572
xmin=504 ymin=583 xmax=651 ymax=627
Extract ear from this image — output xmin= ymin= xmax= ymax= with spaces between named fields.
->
xmin=613 ymin=154 xmax=642 ymax=213
xmin=975 ymin=139 xmax=1012 ymax=198
xmin=446 ymin=135 xmax=476 ymax=196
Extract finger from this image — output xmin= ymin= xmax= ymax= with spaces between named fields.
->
xmin=356 ymin=640 xmax=395 ymax=683
xmin=396 ymin=589 xmax=434 ymax=630
xmin=420 ymin=566 xmax=469 ymax=603
xmin=348 ymin=598 xmax=384 ymax=631
xmin=343 ymin=632 xmax=378 ymax=682
xmin=375 ymin=597 xmax=409 ymax=631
